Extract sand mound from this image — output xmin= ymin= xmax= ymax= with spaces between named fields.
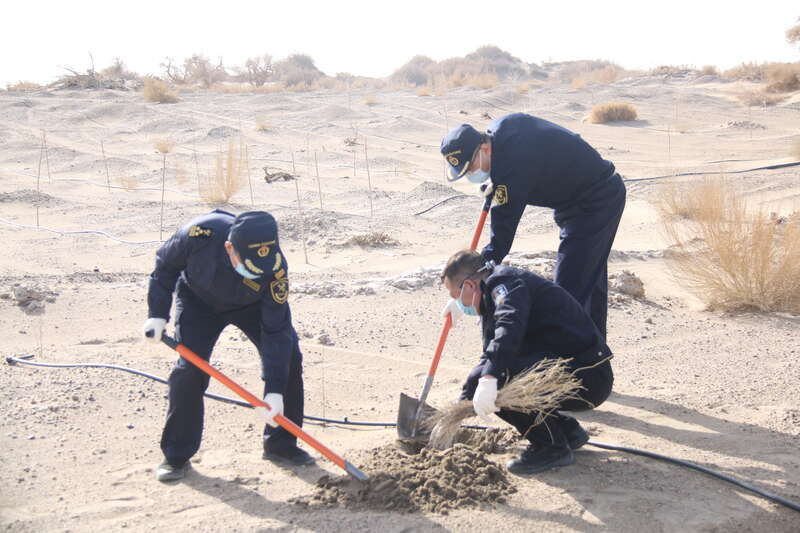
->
xmin=293 ymin=443 xmax=515 ymax=514
xmin=0 ymin=189 xmax=61 ymax=206
xmin=403 ymin=181 xmax=459 ymax=203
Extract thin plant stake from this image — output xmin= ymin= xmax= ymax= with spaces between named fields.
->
xmin=314 ymin=151 xmax=323 ymax=210
xmin=101 ymin=140 xmax=111 ymax=192
xmin=290 ymin=151 xmax=309 ymax=264
xmin=364 ymin=137 xmax=374 ymax=218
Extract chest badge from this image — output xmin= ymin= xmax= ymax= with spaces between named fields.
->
xmin=491 ymin=284 xmax=508 ymax=306
xmin=493 ymin=185 xmax=509 ymax=206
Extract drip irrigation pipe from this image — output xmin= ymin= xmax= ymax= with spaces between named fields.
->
xmin=5 ymin=353 xmax=799 ymax=513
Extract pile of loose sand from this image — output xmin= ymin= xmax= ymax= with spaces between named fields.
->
xmin=293 ymin=443 xmax=516 ymax=514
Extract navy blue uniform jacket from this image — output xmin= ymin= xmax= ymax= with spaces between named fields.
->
xmin=479 ymin=265 xmax=611 ymax=379
xmin=483 ymin=113 xmax=616 ymax=263
xmin=147 ymin=210 xmax=295 ymax=393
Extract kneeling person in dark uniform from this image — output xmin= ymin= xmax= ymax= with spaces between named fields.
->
xmin=143 ymin=210 xmax=313 ymax=482
xmin=442 ymin=249 xmax=614 ymax=474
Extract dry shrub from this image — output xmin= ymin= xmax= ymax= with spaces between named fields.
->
xmin=362 ymin=94 xmax=378 ymax=106
xmin=142 ymin=78 xmax=179 ymax=103
xmin=198 ymin=139 xmax=246 ymax=204
xmin=427 ymin=358 xmax=584 ymax=450
xmin=588 ymin=65 xmax=621 ymax=84
xmin=701 ymin=65 xmax=719 ymax=76
xmin=788 ymin=18 xmax=800 ymax=46
xmin=736 ymin=90 xmax=785 ymax=107
xmin=6 ymin=81 xmax=42 ymax=92
xmin=723 ymin=63 xmax=765 ymax=81
xmin=116 ymin=174 xmax=138 ymax=191
xmin=255 ymin=116 xmax=271 ymax=132
xmin=416 ymin=86 xmax=432 ymax=96
xmin=660 ymin=177 xmax=800 ymax=313
xmin=344 ymin=232 xmax=398 ymax=247
xmin=764 ymin=63 xmax=800 ymax=93
xmin=162 ymin=54 xmax=228 ymax=87
xmin=462 ymin=73 xmax=499 ymax=89
xmin=153 ymin=138 xmax=175 ymax=154
xmin=571 ymin=77 xmax=587 ymax=90
xmin=589 ymin=102 xmax=637 ymax=123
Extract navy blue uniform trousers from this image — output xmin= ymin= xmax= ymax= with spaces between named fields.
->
xmin=461 ymin=354 xmax=613 ymax=447
xmin=553 ymin=174 xmax=626 ymax=339
xmin=161 ymin=283 xmax=304 ymax=465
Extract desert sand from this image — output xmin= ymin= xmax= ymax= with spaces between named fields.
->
xmin=1 ymin=73 xmax=799 ymax=532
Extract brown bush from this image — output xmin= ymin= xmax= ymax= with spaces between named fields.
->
xmin=161 ymin=54 xmax=228 ymax=87
xmin=198 ymin=139 xmax=246 ymax=204
xmin=701 ymin=65 xmax=718 ymax=76
xmin=589 ymin=102 xmax=637 ymax=123
xmin=764 ymin=62 xmax=800 ymax=93
xmin=6 ymin=81 xmax=42 ymax=92
xmin=723 ymin=63 xmax=765 ymax=81
xmin=142 ymin=78 xmax=179 ymax=103
xmin=660 ymin=177 xmax=800 ymax=313
xmin=736 ymin=90 xmax=785 ymax=107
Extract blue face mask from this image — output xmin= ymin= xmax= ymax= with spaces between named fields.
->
xmin=466 ymin=151 xmax=490 ymax=184
xmin=235 ymin=262 xmax=260 ymax=280
xmin=457 ymin=282 xmax=479 ymax=316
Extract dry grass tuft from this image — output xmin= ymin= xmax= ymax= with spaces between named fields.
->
xmin=142 ymin=78 xmax=179 ymax=103
xmin=659 ymin=177 xmax=800 ymax=312
xmin=363 ymin=94 xmax=378 ymax=106
xmin=153 ymin=138 xmax=175 ymax=154
xmin=589 ymin=102 xmax=638 ymax=123
xmin=344 ymin=232 xmax=399 ymax=248
xmin=255 ymin=116 xmax=271 ymax=132
xmin=764 ymin=63 xmax=800 ymax=93
xmin=116 ymin=174 xmax=138 ymax=191
xmin=6 ymin=81 xmax=42 ymax=92
xmin=571 ymin=77 xmax=587 ymax=90
xmin=723 ymin=63 xmax=765 ymax=81
xmin=736 ymin=90 xmax=786 ymax=107
xmin=198 ymin=139 xmax=246 ymax=204
xmin=416 ymin=86 xmax=432 ymax=97
xmin=427 ymin=358 xmax=584 ymax=450
xmin=701 ymin=65 xmax=719 ymax=76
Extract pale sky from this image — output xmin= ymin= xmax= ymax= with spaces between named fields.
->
xmin=2 ymin=1 xmax=798 ymax=87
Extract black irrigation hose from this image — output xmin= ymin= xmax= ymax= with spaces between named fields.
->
xmin=5 ymin=354 xmax=799 ymax=513
xmin=415 ymin=161 xmax=800 ymax=214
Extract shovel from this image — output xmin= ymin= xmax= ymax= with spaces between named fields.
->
xmin=157 ymin=333 xmax=368 ymax=481
xmin=397 ymin=191 xmax=493 ymax=441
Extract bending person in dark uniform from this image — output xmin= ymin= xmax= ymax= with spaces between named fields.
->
xmin=441 ymin=249 xmax=613 ymax=474
xmin=441 ymin=113 xmax=626 ymax=339
xmin=143 ymin=210 xmax=313 ymax=482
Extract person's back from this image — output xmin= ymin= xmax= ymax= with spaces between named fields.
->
xmin=488 ymin=113 xmax=615 ymax=209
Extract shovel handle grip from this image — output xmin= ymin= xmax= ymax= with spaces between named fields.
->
xmin=161 ymin=334 xmax=367 ymax=481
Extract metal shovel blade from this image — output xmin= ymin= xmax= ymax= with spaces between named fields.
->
xmin=396 ymin=392 xmax=439 ymax=442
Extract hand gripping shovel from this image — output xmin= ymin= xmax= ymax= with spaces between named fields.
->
xmin=397 ymin=191 xmax=493 ymax=442
xmin=158 ymin=333 xmax=368 ymax=481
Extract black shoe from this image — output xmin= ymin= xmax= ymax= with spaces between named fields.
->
xmin=563 ymin=419 xmax=590 ymax=450
xmin=262 ymin=444 xmax=315 ymax=466
xmin=156 ymin=460 xmax=190 ymax=482
xmin=506 ymin=444 xmax=574 ymax=475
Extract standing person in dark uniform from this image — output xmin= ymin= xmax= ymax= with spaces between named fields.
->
xmin=142 ymin=209 xmax=313 ymax=482
xmin=441 ymin=113 xmax=626 ymax=339
xmin=441 ymin=249 xmax=613 ymax=474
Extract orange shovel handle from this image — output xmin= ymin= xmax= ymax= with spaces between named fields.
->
xmin=161 ymin=335 xmax=367 ymax=481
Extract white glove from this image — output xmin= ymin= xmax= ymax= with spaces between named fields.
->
xmin=479 ymin=181 xmax=494 ymax=197
xmin=142 ymin=318 xmax=167 ymax=343
xmin=472 ymin=376 xmax=499 ymax=421
xmin=261 ymin=392 xmax=284 ymax=428
xmin=441 ymin=298 xmax=463 ymax=327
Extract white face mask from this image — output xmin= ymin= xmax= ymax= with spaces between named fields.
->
xmin=466 ymin=151 xmax=490 ymax=183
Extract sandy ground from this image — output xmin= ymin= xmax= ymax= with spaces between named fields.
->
xmin=1 ymin=75 xmax=799 ymax=532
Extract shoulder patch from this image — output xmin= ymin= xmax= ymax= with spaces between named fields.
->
xmin=493 ymin=184 xmax=508 ymax=206
xmin=188 ymin=225 xmax=213 ymax=238
xmin=270 ymin=278 xmax=289 ymax=304
xmin=491 ymin=284 xmax=508 ymax=306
